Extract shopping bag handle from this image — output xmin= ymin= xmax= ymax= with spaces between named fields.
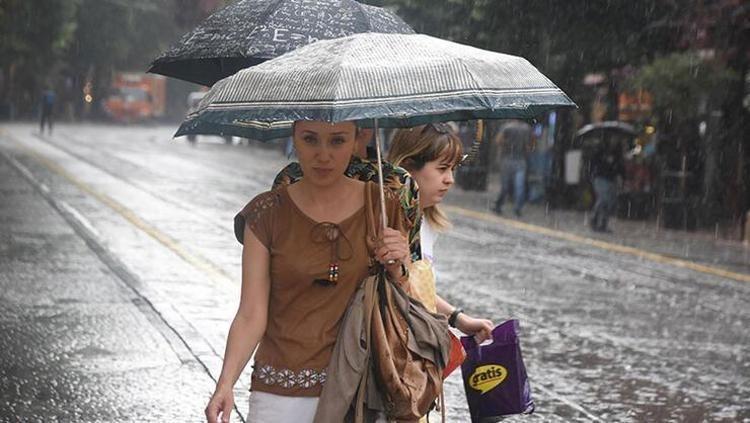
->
xmin=461 ymin=319 xmax=521 ymax=362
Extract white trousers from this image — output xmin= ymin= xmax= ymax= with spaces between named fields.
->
xmin=247 ymin=391 xmax=318 ymax=422
xmin=247 ymin=391 xmax=389 ymax=423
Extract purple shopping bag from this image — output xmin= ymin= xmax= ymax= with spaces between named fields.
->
xmin=461 ymin=320 xmax=534 ymax=422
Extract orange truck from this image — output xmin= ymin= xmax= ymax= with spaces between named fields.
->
xmin=103 ymin=72 xmax=166 ymax=122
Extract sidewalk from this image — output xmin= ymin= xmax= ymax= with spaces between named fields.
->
xmin=445 ymin=173 xmax=750 ymax=276
xmin=0 ymin=146 xmax=214 ymax=421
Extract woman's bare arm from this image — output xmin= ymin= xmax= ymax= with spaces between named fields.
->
xmin=205 ymin=229 xmax=271 ymax=423
xmin=216 ymin=229 xmax=271 ymax=390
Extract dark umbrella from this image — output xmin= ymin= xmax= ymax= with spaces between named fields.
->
xmin=575 ymin=121 xmax=637 ymax=151
xmin=148 ymin=0 xmax=414 ymax=86
xmin=575 ymin=121 xmax=637 ymax=138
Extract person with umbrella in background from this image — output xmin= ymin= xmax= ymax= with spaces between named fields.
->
xmin=589 ymin=136 xmax=625 ymax=233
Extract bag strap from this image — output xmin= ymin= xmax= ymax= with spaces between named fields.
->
xmin=355 ymin=183 xmax=380 ymax=422
xmin=440 ymin=389 xmax=446 ymax=423
xmin=364 ymin=182 xmax=382 ymax=258
xmin=426 ymin=386 xmax=446 ymax=423
xmin=354 ymin=274 xmax=379 ymax=423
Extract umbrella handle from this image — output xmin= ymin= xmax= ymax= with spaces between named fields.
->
xmin=373 ymin=119 xmax=389 ymax=230
xmin=464 ymin=119 xmax=484 ymax=164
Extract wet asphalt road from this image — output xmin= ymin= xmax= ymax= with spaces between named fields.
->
xmin=1 ymin=123 xmax=748 ymax=422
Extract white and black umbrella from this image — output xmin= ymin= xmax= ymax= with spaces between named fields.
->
xmin=148 ymin=0 xmax=413 ymax=86
xmin=175 ymin=33 xmax=576 ymax=141
xmin=175 ymin=33 xmax=575 ymax=226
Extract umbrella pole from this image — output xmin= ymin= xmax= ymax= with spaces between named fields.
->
xmin=373 ymin=119 xmax=388 ymax=229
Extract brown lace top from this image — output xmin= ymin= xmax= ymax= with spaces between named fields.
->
xmin=234 ymin=181 xmax=408 ymax=397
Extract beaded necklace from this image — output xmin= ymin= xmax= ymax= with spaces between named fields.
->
xmin=310 ymin=222 xmax=353 ymax=286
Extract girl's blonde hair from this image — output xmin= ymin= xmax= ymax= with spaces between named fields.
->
xmin=388 ymin=123 xmax=463 ymax=231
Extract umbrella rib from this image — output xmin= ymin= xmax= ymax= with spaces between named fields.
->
xmin=457 ymin=58 xmax=494 ymax=112
xmin=331 ymin=43 xmax=354 ymax=114
xmin=238 ymin=0 xmax=287 ymax=58
xmin=353 ymin=1 xmax=374 ymax=31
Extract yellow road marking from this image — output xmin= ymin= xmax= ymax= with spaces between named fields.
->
xmin=443 ymin=204 xmax=750 ymax=284
xmin=3 ymin=132 xmax=235 ymax=288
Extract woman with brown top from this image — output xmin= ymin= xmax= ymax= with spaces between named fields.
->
xmin=205 ymin=120 xmax=411 ymax=423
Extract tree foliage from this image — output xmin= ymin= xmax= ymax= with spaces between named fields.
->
xmin=1 ymin=0 xmax=205 ymax=117
xmin=379 ymin=0 xmax=680 ymax=97
xmin=0 ymin=0 xmax=78 ymax=61
xmin=629 ymin=52 xmax=739 ymax=125
xmin=0 ymin=0 xmax=79 ymax=113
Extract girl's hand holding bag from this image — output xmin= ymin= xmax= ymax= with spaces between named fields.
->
xmin=460 ymin=320 xmax=534 ymax=422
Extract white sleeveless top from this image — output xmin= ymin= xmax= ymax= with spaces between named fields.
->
xmin=420 ymin=218 xmax=438 ymax=264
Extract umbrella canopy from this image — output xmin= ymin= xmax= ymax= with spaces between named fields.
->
xmin=148 ymin=0 xmax=414 ymax=86
xmin=575 ymin=121 xmax=637 ymax=138
xmin=574 ymin=121 xmax=637 ymax=151
xmin=176 ymin=33 xmax=576 ymax=140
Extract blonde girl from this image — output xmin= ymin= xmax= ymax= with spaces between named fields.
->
xmin=388 ymin=123 xmax=493 ymax=342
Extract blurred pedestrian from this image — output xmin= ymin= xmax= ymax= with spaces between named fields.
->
xmin=39 ymin=88 xmax=56 ymax=135
xmin=589 ymin=139 xmax=625 ymax=232
xmin=204 ymin=120 xmax=411 ymax=423
xmin=492 ymin=120 xmax=531 ymax=217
